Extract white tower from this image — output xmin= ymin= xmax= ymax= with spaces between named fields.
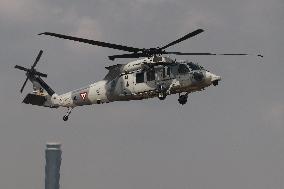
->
xmin=45 ymin=143 xmax=62 ymax=189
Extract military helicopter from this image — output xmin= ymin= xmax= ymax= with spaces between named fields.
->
xmin=15 ymin=29 xmax=262 ymax=121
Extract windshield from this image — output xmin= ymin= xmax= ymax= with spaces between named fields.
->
xmin=178 ymin=64 xmax=190 ymax=74
xmin=187 ymin=62 xmax=203 ymax=70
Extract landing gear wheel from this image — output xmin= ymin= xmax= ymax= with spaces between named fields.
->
xmin=178 ymin=95 xmax=188 ymax=105
xmin=158 ymin=92 xmax=167 ymax=100
xmin=63 ymin=115 xmax=69 ymax=121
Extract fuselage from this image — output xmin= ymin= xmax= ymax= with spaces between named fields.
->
xmin=53 ymin=57 xmax=221 ymax=108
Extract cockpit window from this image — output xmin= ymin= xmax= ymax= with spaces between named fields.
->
xmin=187 ymin=62 xmax=202 ymax=70
xmin=178 ymin=64 xmax=190 ymax=74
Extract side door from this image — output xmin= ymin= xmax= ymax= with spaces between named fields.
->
xmin=155 ymin=66 xmax=172 ymax=89
xmin=145 ymin=69 xmax=157 ymax=90
xmin=177 ymin=64 xmax=190 ymax=86
xmin=162 ymin=66 xmax=172 ymax=80
xmin=134 ymin=71 xmax=157 ymax=93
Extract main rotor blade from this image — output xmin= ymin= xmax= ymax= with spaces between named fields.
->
xmin=15 ymin=65 xmax=29 ymax=71
xmin=20 ymin=77 xmax=29 ymax=93
xmin=39 ymin=32 xmax=143 ymax=53
xmin=159 ymin=29 xmax=204 ymax=50
xmin=31 ymin=50 xmax=43 ymax=69
xmin=34 ymin=71 xmax=47 ymax=78
xmin=108 ymin=53 xmax=147 ymax=60
xmin=164 ymin=52 xmax=249 ymax=56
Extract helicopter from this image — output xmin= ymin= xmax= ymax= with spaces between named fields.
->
xmin=15 ymin=29 xmax=262 ymax=121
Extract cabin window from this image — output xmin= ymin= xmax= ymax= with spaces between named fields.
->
xmin=136 ymin=72 xmax=145 ymax=83
xmin=167 ymin=67 xmax=171 ymax=76
xmin=178 ymin=64 xmax=189 ymax=74
xmin=147 ymin=70 xmax=155 ymax=81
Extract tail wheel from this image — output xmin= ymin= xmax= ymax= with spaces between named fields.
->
xmin=63 ymin=115 xmax=68 ymax=121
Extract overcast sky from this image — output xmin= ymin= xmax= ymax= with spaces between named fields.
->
xmin=0 ymin=0 xmax=284 ymax=189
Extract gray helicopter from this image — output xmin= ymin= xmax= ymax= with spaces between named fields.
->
xmin=15 ymin=29 xmax=261 ymax=121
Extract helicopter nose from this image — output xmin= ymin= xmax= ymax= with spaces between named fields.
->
xmin=205 ymin=72 xmax=221 ymax=86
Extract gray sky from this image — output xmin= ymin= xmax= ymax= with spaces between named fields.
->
xmin=0 ymin=0 xmax=284 ymax=189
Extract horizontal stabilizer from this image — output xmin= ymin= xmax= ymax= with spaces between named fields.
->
xmin=23 ymin=94 xmax=46 ymax=106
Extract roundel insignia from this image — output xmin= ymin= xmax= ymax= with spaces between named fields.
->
xmin=80 ymin=92 xmax=88 ymax=100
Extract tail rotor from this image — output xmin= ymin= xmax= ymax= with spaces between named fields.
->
xmin=15 ymin=50 xmax=48 ymax=93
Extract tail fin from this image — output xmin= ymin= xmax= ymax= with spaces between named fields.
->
xmin=22 ymin=76 xmax=58 ymax=108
